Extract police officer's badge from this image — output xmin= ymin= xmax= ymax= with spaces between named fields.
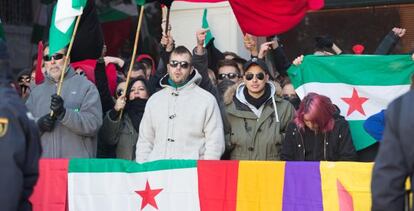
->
xmin=0 ymin=118 xmax=8 ymax=138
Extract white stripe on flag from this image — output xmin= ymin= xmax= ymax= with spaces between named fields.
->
xmin=296 ymin=82 xmax=410 ymax=120
xmin=68 ymin=168 xmax=200 ymax=211
xmin=55 ymin=0 xmax=83 ymax=33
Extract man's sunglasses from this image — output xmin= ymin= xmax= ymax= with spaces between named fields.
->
xmin=218 ymin=73 xmax=239 ymax=80
xmin=244 ymin=72 xmax=265 ymax=81
xmin=169 ymin=60 xmax=190 ymax=69
xmin=43 ymin=53 xmax=64 ymax=62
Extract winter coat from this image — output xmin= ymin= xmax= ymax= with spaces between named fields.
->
xmin=135 ymin=69 xmax=225 ymax=162
xmin=224 ymin=82 xmax=295 ymax=160
xmin=0 ymin=85 xmax=41 ymax=211
xmin=281 ymin=117 xmax=357 ymax=161
xmin=371 ymin=90 xmax=414 ymax=211
xmin=26 ymin=67 xmax=102 ymax=158
xmin=100 ymin=111 xmax=139 ymax=160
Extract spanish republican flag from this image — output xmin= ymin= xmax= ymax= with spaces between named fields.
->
xmin=31 ymin=159 xmax=372 ymax=211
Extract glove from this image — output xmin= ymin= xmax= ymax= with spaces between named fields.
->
xmin=50 ymin=94 xmax=66 ymax=119
xmin=37 ymin=114 xmax=57 ymax=133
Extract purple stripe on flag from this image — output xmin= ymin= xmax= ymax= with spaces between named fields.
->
xmin=282 ymin=162 xmax=323 ymax=211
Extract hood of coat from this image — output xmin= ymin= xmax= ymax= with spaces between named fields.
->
xmin=159 ymin=68 xmax=202 ymax=90
xmin=223 ymin=80 xmax=283 ymax=106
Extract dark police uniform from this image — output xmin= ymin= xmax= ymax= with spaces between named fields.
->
xmin=0 ymin=40 xmax=41 ymax=211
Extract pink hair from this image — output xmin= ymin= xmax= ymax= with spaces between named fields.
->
xmin=294 ymin=93 xmax=336 ymax=132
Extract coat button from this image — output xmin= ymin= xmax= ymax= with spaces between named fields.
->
xmin=248 ymin=147 xmax=254 ymax=151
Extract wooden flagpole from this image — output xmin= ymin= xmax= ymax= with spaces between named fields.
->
xmin=50 ymin=15 xmax=81 ymax=117
xmin=118 ymin=5 xmax=146 ymax=120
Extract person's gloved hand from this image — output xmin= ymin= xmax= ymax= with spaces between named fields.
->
xmin=50 ymin=94 xmax=66 ymax=119
xmin=37 ymin=114 xmax=57 ymax=132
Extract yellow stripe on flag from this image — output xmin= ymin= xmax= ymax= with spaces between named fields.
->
xmin=236 ymin=161 xmax=285 ymax=211
xmin=320 ymin=162 xmax=373 ymax=211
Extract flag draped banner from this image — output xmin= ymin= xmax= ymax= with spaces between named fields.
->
xmin=49 ymin=0 xmax=87 ymax=55
xmin=31 ymin=159 xmax=375 ymax=211
xmin=288 ymin=55 xmax=414 ymax=150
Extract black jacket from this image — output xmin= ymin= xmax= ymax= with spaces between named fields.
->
xmin=281 ymin=117 xmax=357 ymax=161
xmin=0 ymin=86 xmax=42 ymax=211
xmin=371 ymin=90 xmax=414 ymax=211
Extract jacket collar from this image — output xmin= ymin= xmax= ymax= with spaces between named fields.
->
xmin=159 ymin=68 xmax=202 ymax=91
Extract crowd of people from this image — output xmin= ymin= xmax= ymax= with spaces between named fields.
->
xmin=14 ymin=25 xmax=412 ymax=162
xmin=1 ymin=18 xmax=414 ymax=210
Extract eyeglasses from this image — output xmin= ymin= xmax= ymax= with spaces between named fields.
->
xmin=43 ymin=53 xmax=64 ymax=62
xmin=218 ymin=73 xmax=239 ymax=80
xmin=244 ymin=72 xmax=265 ymax=81
xmin=169 ymin=60 xmax=190 ymax=69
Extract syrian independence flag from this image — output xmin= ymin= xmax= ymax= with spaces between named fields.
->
xmin=68 ymin=159 xmax=201 ymax=211
xmin=0 ymin=19 xmax=5 ymax=41
xmin=49 ymin=0 xmax=87 ymax=55
xmin=288 ymin=55 xmax=414 ymax=150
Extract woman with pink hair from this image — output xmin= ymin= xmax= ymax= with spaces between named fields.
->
xmin=281 ymin=93 xmax=357 ymax=161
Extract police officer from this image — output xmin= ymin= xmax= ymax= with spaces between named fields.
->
xmin=0 ymin=40 xmax=41 ymax=211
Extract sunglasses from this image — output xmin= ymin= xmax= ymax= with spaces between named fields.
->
xmin=244 ymin=72 xmax=265 ymax=81
xmin=43 ymin=53 xmax=64 ymax=62
xmin=169 ymin=60 xmax=190 ymax=69
xmin=18 ymin=76 xmax=31 ymax=83
xmin=218 ymin=73 xmax=239 ymax=80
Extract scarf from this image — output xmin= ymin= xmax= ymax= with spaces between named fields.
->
xmin=244 ymin=83 xmax=271 ymax=109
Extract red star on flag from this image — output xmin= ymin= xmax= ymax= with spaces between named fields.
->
xmin=341 ymin=88 xmax=369 ymax=116
xmin=135 ymin=180 xmax=163 ymax=210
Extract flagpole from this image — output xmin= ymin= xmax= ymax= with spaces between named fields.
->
xmin=118 ymin=5 xmax=145 ymax=120
xmin=50 ymin=15 xmax=81 ymax=117
xmin=165 ymin=7 xmax=171 ymax=36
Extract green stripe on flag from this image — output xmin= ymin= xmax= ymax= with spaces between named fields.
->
xmin=202 ymin=8 xmax=213 ymax=46
xmin=135 ymin=0 xmax=146 ymax=6
xmin=69 ymin=159 xmax=197 ymax=173
xmin=349 ymin=120 xmax=377 ymax=150
xmin=72 ymin=0 xmax=87 ymax=10
xmin=288 ymin=55 xmax=414 ymax=87
xmin=98 ymin=8 xmax=130 ymax=23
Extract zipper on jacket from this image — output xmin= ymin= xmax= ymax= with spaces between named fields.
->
xmin=298 ymin=128 xmax=305 ymax=159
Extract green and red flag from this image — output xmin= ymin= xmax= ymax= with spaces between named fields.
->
xmin=288 ymin=55 xmax=414 ymax=150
